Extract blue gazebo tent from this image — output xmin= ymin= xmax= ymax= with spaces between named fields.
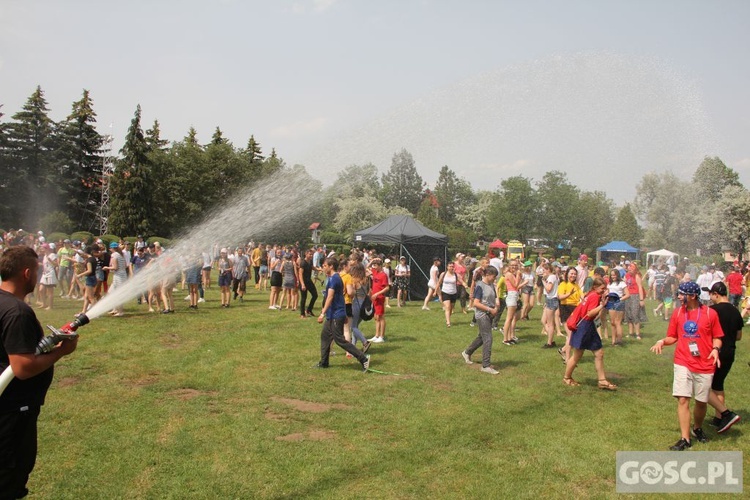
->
xmin=596 ymin=240 xmax=639 ymax=265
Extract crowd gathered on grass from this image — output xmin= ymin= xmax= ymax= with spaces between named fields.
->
xmin=1 ymin=227 xmax=746 ymax=450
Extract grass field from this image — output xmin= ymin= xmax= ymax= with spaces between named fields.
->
xmin=26 ymin=287 xmax=749 ymax=499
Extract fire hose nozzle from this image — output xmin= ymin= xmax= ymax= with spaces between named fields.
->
xmin=36 ymin=325 xmax=79 ymax=355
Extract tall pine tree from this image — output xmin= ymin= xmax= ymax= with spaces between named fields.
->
xmin=6 ymin=86 xmax=60 ymax=228
xmin=109 ymin=104 xmax=153 ymax=236
xmin=380 ymin=149 xmax=424 ymax=214
xmin=60 ymin=89 xmax=104 ymax=231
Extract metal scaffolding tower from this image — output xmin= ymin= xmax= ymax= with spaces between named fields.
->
xmin=97 ymin=134 xmax=114 ymax=235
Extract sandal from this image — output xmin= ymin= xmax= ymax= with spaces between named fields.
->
xmin=598 ymin=379 xmax=618 ymax=391
xmin=563 ymin=377 xmax=580 ymax=386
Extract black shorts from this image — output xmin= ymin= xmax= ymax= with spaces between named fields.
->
xmin=560 ymin=304 xmax=576 ymax=323
xmin=442 ymin=292 xmax=457 ymax=303
xmin=346 ymin=303 xmax=353 ymax=317
xmin=270 ymin=271 xmax=282 ymax=288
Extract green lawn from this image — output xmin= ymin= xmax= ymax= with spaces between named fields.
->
xmin=28 ymin=289 xmax=749 ymax=499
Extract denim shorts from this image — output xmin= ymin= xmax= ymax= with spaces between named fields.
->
xmin=545 ymin=297 xmax=560 ymax=311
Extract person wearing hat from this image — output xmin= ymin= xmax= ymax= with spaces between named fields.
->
xmin=704 ymin=281 xmax=742 ymax=433
xmin=575 ymin=254 xmax=589 ymax=289
xmin=134 ymin=234 xmax=147 ymax=252
xmin=382 ymin=258 xmax=393 ymax=309
xmin=422 ymin=256 xmax=441 ymax=311
xmin=650 ymin=281 xmax=724 ymax=451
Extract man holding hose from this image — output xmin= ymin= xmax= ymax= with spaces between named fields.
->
xmin=0 ymin=246 xmax=79 ymax=499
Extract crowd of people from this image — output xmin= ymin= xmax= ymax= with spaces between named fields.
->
xmin=0 ymin=228 xmax=745 ymax=457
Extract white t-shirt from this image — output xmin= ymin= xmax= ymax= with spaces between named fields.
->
xmin=607 ymin=280 xmax=627 ymax=298
xmin=489 ymin=257 xmax=503 ymax=273
xmin=428 ymin=265 xmax=440 ymax=289
xmin=544 ymin=274 xmax=559 ymax=298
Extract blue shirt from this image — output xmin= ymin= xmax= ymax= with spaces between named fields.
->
xmin=324 ymin=273 xmax=346 ymax=320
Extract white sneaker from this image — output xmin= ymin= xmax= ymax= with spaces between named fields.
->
xmin=198 ymin=298 xmax=205 ymax=303
xmin=421 ymin=306 xmax=430 ymax=311
xmin=481 ymin=366 xmax=499 ymax=375
xmin=368 ymin=337 xmax=377 ymax=342
xmin=269 ymin=306 xmax=276 ymax=310
xmin=461 ymin=351 xmax=473 ymax=364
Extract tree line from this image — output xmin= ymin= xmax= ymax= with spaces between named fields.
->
xmin=1 ymin=86 xmax=745 ymax=259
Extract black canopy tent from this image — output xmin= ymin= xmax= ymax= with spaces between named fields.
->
xmin=353 ymin=215 xmax=448 ymax=300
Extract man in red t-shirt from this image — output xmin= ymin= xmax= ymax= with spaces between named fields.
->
xmin=368 ymin=259 xmax=390 ymax=343
xmin=650 ymin=281 xmax=723 ymax=451
xmin=724 ymin=266 xmax=743 ymax=308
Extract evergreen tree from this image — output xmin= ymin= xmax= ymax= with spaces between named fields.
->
xmin=244 ymin=134 xmax=264 ymax=162
xmin=433 ymin=165 xmax=475 ymax=223
xmin=60 ymin=89 xmax=104 ymax=231
xmin=210 ymin=126 xmax=228 ymax=146
xmin=109 ymin=104 xmax=153 ymax=236
xmin=0 ymin=105 xmax=11 ymax=227
xmin=6 ymin=86 xmax=60 ymax=228
xmin=380 ymin=148 xmax=424 ymax=214
xmin=262 ymin=148 xmax=285 ymax=177
xmin=145 ymin=119 xmax=170 ymax=150
xmin=611 ymin=203 xmax=641 ymax=246
xmin=151 ymin=128 xmax=206 ymax=236
xmin=185 ymin=126 xmax=200 ymax=146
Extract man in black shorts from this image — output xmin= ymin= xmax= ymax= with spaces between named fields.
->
xmin=0 ymin=246 xmax=79 ymax=497
xmin=705 ymin=282 xmax=742 ymax=433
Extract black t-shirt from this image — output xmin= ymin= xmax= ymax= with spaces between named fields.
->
xmin=0 ymin=289 xmax=53 ymax=411
xmin=86 ymin=255 xmax=97 ymax=276
xmin=710 ymin=302 xmax=743 ymax=351
xmin=300 ymin=258 xmax=313 ymax=281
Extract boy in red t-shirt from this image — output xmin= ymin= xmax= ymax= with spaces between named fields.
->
xmin=650 ymin=281 xmax=723 ymax=451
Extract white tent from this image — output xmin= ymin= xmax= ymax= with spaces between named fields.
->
xmin=646 ymin=248 xmax=679 ymax=266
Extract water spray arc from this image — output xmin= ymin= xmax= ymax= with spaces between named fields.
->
xmin=0 ymin=314 xmax=90 ymax=396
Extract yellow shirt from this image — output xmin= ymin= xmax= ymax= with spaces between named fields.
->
xmin=340 ymin=271 xmax=353 ymax=304
xmin=558 ymin=281 xmax=582 ymax=306
xmin=495 ymin=276 xmax=507 ymax=299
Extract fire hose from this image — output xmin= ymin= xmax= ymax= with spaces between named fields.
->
xmin=0 ymin=314 xmax=89 ymax=396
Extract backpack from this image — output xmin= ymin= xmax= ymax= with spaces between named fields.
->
xmin=357 ymin=286 xmax=375 ymax=321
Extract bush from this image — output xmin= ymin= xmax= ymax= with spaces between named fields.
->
xmin=71 ymin=231 xmax=95 ymax=246
xmin=47 ymin=232 xmax=70 ymax=244
xmin=147 ymin=237 xmax=171 ymax=248
xmin=38 ymin=211 xmax=74 ymax=234
xmin=99 ymin=234 xmax=121 ymax=248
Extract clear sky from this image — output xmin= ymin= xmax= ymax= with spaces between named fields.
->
xmin=1 ymin=0 xmax=748 ymax=203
